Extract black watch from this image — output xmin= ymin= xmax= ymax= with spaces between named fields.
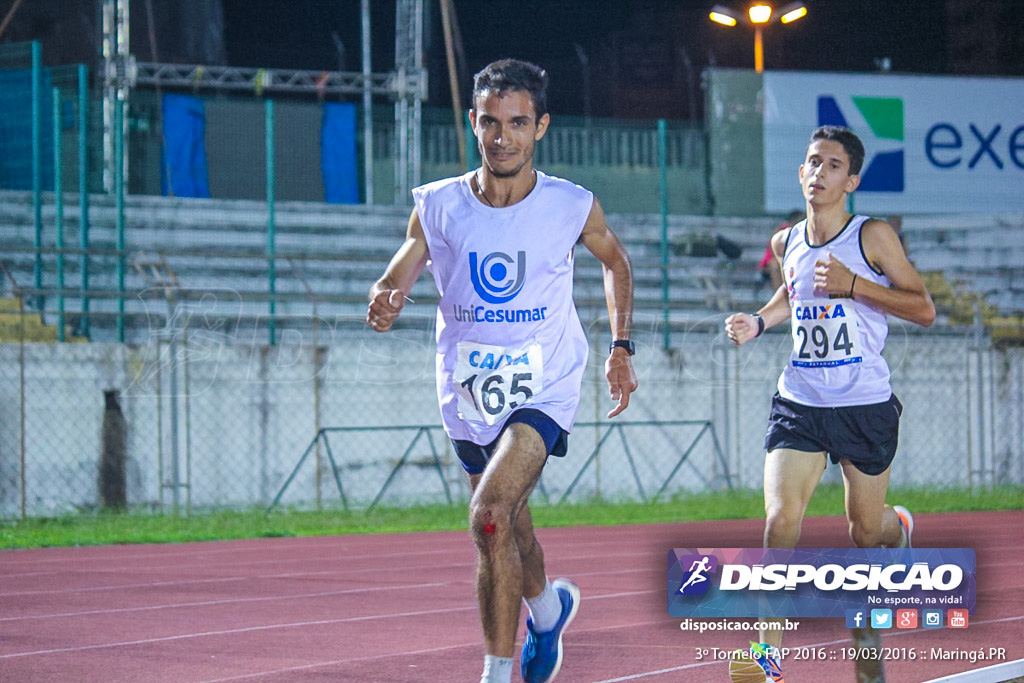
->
xmin=609 ymin=339 xmax=635 ymax=356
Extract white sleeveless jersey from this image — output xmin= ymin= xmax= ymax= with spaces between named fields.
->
xmin=778 ymin=215 xmax=893 ymax=407
xmin=412 ymin=170 xmax=593 ymax=445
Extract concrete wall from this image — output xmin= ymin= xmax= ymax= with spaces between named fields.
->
xmin=2 ymin=323 xmax=1019 ymax=517
xmin=705 ymin=68 xmax=765 ymax=217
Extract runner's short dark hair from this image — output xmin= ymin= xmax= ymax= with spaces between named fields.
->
xmin=810 ymin=125 xmax=866 ymax=175
xmin=473 ymin=59 xmax=549 ymax=120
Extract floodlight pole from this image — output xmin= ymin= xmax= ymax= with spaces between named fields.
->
xmin=754 ymin=25 xmax=764 ymax=73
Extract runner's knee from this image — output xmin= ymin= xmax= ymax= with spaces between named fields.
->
xmin=469 ymin=502 xmax=512 ymax=546
xmin=764 ymin=502 xmax=805 ymax=544
xmin=848 ymin=520 xmax=884 ymax=548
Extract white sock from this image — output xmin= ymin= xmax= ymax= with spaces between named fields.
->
xmin=525 ymin=579 xmax=562 ymax=633
xmin=480 ymin=654 xmax=513 ymax=683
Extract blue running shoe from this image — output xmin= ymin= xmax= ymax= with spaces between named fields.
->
xmin=519 ymin=578 xmax=580 ymax=683
xmin=750 ymin=642 xmax=784 ymax=682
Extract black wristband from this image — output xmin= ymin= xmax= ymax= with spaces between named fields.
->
xmin=609 ymin=339 xmax=636 ymax=355
xmin=752 ymin=313 xmax=765 ymax=337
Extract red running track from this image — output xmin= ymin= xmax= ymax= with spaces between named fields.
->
xmin=0 ymin=510 xmax=1021 ymax=682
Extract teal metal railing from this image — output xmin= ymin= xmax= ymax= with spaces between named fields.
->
xmin=267 ymin=420 xmax=730 ymax=513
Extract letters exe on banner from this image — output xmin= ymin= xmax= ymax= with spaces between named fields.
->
xmin=763 ymin=71 xmax=1024 ymax=214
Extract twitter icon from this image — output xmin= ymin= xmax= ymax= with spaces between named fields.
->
xmin=871 ymin=609 xmax=892 ymax=629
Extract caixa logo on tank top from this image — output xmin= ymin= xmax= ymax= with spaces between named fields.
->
xmin=453 ymin=250 xmax=549 ymax=324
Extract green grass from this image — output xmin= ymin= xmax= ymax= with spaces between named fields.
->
xmin=1 ymin=484 xmax=1020 ymax=550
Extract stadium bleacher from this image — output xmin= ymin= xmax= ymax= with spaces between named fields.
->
xmin=5 ymin=189 xmax=1020 ymax=345
xmin=1 ymin=190 xmax=776 ymax=343
xmin=901 ymin=214 xmax=1024 ymax=317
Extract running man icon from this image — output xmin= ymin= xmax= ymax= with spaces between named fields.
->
xmin=678 ymin=556 xmax=713 ymax=594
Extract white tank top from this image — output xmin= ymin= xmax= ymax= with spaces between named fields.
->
xmin=778 ymin=215 xmax=893 ymax=407
xmin=412 ymin=170 xmax=593 ymax=445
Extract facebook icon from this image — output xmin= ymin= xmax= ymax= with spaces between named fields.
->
xmin=845 ymin=609 xmax=866 ymax=629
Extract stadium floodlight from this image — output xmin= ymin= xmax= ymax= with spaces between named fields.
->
xmin=709 ymin=5 xmax=739 ymax=26
xmin=708 ymin=2 xmax=808 ymax=73
xmin=748 ymin=4 xmax=772 ymax=24
xmin=780 ymin=2 xmax=808 ymax=23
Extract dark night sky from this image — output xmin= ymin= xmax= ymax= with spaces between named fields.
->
xmin=4 ymin=0 xmax=1020 ymax=119
xmin=219 ymin=0 xmax=965 ymax=119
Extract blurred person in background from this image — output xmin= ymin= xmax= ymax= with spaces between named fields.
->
xmin=757 ymin=210 xmax=804 ymax=296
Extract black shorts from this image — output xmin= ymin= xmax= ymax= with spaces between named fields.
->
xmin=764 ymin=393 xmax=902 ymax=476
xmin=452 ymin=408 xmax=568 ymax=476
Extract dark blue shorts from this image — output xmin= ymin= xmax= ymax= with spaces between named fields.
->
xmin=452 ymin=408 xmax=568 ymax=475
xmin=764 ymin=393 xmax=902 ymax=476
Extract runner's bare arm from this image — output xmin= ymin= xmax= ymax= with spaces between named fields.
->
xmin=579 ymin=198 xmax=638 ymax=418
xmin=725 ymin=228 xmax=793 ymax=345
xmin=814 ymin=219 xmax=935 ymax=327
xmin=367 ymin=209 xmax=430 ymax=333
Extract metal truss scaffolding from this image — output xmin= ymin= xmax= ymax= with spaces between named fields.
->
xmin=393 ymin=0 xmax=425 ymax=204
xmin=101 ymin=0 xmax=130 ymax=194
xmin=130 ymin=63 xmax=417 ymax=96
xmin=102 ymin=0 xmax=427 ymax=205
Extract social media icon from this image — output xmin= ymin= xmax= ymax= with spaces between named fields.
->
xmin=948 ymin=609 xmax=969 ymax=628
xmin=871 ymin=609 xmax=892 ymax=629
xmin=922 ymin=610 xmax=943 ymax=629
xmin=845 ymin=609 xmax=866 ymax=629
xmin=896 ymin=609 xmax=918 ymax=629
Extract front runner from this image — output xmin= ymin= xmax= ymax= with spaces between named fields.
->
xmin=367 ymin=59 xmax=638 ymax=683
xmin=724 ymin=125 xmax=936 ymax=682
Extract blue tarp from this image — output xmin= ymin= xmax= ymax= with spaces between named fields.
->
xmin=161 ymin=93 xmax=211 ymax=198
xmin=321 ymin=102 xmax=360 ymax=204
xmin=0 ymin=68 xmax=55 ymax=191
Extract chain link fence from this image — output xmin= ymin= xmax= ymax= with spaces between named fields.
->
xmin=1 ymin=310 xmax=1020 ymax=518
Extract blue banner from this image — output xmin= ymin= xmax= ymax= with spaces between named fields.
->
xmin=668 ymin=548 xmax=976 ymax=618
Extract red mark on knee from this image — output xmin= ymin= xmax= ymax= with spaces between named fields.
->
xmin=483 ymin=523 xmax=496 ymax=535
